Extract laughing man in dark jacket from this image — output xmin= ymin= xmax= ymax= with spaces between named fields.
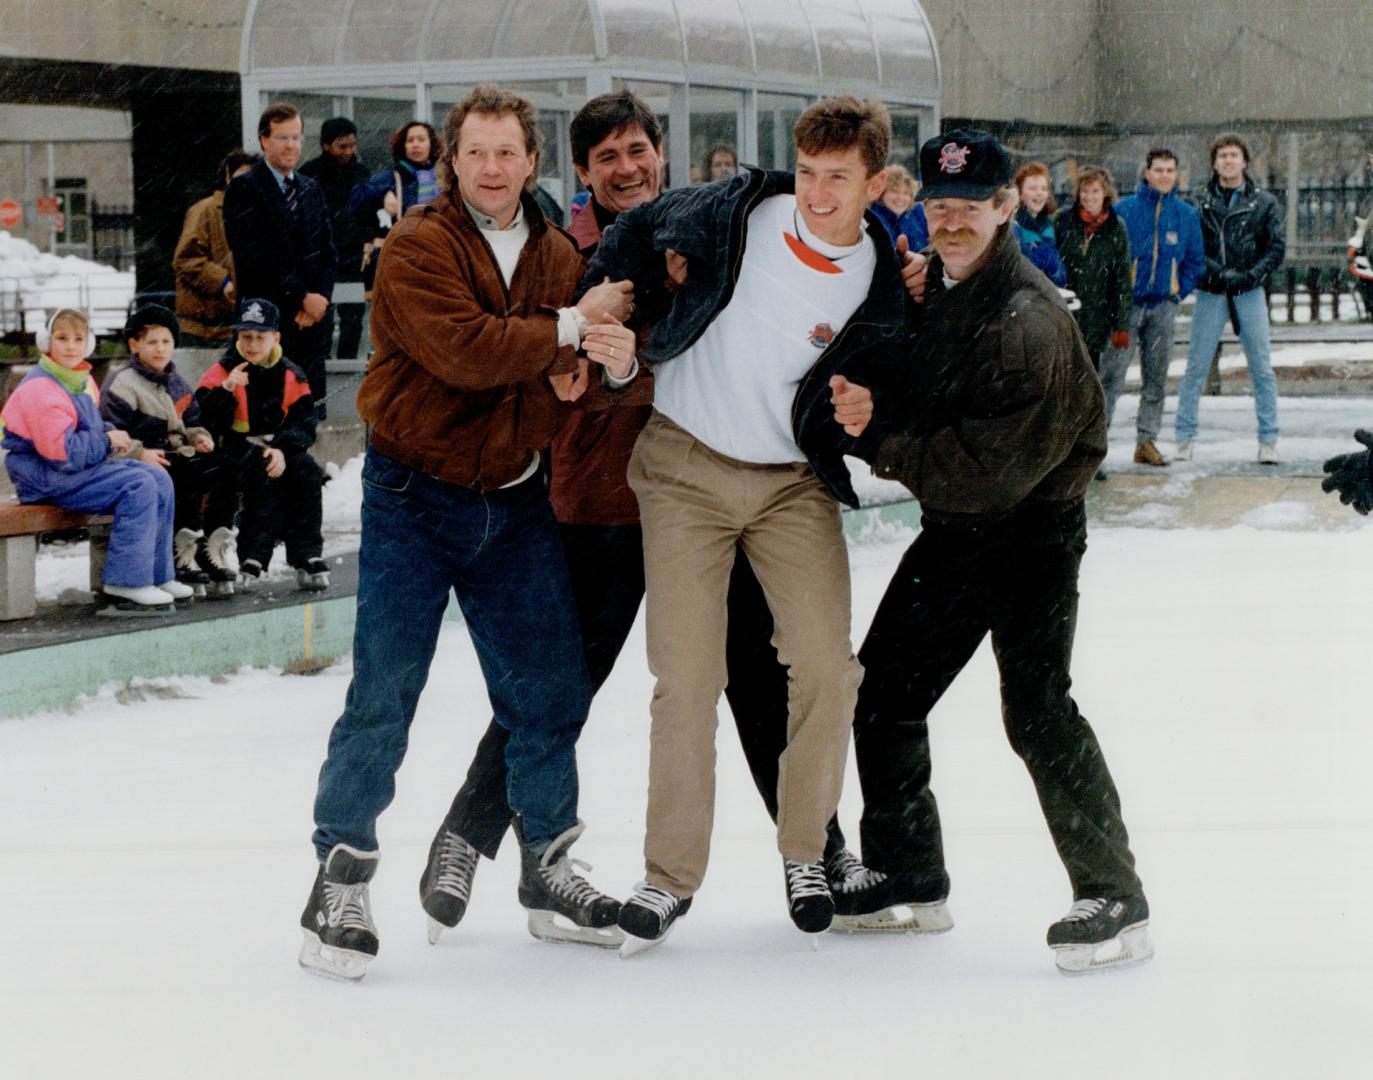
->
xmin=837 ymin=129 xmax=1152 ymax=976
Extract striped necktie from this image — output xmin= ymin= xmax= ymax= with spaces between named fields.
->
xmin=284 ymin=175 xmax=299 ymax=217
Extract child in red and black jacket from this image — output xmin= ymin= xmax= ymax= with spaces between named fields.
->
xmin=195 ymin=298 xmax=329 ymax=591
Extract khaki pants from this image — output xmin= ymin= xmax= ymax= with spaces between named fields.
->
xmin=627 ymin=411 xmax=862 ymax=896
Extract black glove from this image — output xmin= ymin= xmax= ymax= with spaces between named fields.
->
xmin=1220 ymin=267 xmax=1247 ymax=294
xmin=1321 ymin=428 xmax=1373 ymax=515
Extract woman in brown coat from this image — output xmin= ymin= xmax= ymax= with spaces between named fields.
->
xmin=172 ymin=150 xmax=257 ymax=345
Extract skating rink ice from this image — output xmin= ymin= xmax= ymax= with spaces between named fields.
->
xmin=2 ymin=519 xmax=1369 ymax=1077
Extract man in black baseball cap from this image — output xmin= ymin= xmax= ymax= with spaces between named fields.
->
xmin=834 ymin=127 xmax=1153 ymax=976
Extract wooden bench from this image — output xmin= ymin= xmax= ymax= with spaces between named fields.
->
xmin=0 ymin=497 xmax=111 ymax=620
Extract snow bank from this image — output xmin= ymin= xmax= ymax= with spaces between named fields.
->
xmin=0 ymin=229 xmax=135 ymax=335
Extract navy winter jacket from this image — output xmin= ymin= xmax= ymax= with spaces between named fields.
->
xmin=1115 ymin=183 xmax=1205 ymax=308
xmin=870 ymin=201 xmax=929 ymax=252
xmin=1012 ymin=207 xmax=1069 ymax=287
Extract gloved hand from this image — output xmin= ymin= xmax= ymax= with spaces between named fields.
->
xmin=1111 ymin=329 xmax=1130 ymax=350
xmin=1321 ymin=428 xmax=1373 ymax=515
xmin=1220 ymin=267 xmax=1247 ymax=293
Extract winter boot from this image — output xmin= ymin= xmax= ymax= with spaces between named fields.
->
xmin=196 ymin=527 xmax=238 ymax=599
xmin=618 ymin=883 xmax=691 ymax=957
xmin=783 ymin=859 xmax=834 ymax=934
xmin=97 ymin=584 xmax=176 ymax=617
xmin=830 ymin=866 xmax=953 ymax=934
xmin=419 ymin=825 xmax=481 ymax=945
xmin=1047 ymin=895 xmax=1153 ymax=975
xmin=299 ymin=844 xmax=379 ymax=981
xmin=174 ymin=528 xmax=209 ymax=598
xmin=515 ymin=818 xmax=623 ymax=948
xmin=296 ymin=557 xmax=331 ymax=592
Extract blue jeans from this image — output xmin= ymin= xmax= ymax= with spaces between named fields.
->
xmin=1177 ymin=287 xmax=1279 ymax=444
xmin=311 ymin=447 xmax=592 ymax=859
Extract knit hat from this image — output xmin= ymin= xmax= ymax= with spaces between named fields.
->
xmin=124 ymin=303 xmax=181 ymax=346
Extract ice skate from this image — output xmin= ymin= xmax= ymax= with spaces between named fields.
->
xmin=419 ymin=825 xmax=480 ymax=945
xmin=238 ymin=558 xmax=264 ymax=593
xmin=515 ymin=818 xmax=623 ymax=948
xmin=157 ymin=578 xmax=196 ymax=602
xmin=830 ymin=866 xmax=953 ymax=934
xmin=296 ymin=557 xmax=331 ymax=592
xmin=97 ymin=584 xmax=176 ymax=617
xmin=823 ymin=845 xmax=865 ymax=891
xmin=174 ymin=528 xmax=209 ymax=598
xmin=299 ymin=844 xmax=379 ymax=981
xmin=1047 ymin=895 xmax=1153 ymax=976
xmin=618 ymin=883 xmax=691 ymax=957
xmin=784 ymin=859 xmax=834 ymax=934
xmin=196 ymin=527 xmax=238 ymax=599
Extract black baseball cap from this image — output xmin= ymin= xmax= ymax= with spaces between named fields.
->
xmin=916 ymin=128 xmax=1013 ymax=202
xmin=232 ymin=298 xmax=281 ymax=332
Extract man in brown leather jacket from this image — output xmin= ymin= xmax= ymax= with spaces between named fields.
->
xmin=299 ymin=84 xmax=637 ymax=981
xmin=837 ymin=129 xmax=1153 ymax=977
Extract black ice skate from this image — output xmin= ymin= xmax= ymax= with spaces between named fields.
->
xmin=296 ymin=557 xmax=331 ymax=592
xmin=419 ymin=825 xmax=480 ymax=945
xmin=299 ymin=844 xmax=380 ymax=981
xmin=238 ymin=558 xmax=264 ymax=593
xmin=173 ymin=528 xmax=209 ymax=599
xmin=823 ymin=845 xmax=865 ymax=891
xmin=1047 ymin=895 xmax=1153 ymax=975
xmin=617 ymin=883 xmax=692 ymax=958
xmin=195 ymin=527 xmax=238 ymax=599
xmin=830 ymin=866 xmax=953 ymax=934
xmin=515 ymin=818 xmax=623 ymax=948
xmin=784 ymin=859 xmax=834 ymax=934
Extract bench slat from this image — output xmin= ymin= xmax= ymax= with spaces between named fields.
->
xmin=0 ymin=499 xmax=113 ymax=538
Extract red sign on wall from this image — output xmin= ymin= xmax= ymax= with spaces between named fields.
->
xmin=36 ymin=195 xmax=61 ymax=215
xmin=0 ymin=199 xmax=21 ymax=229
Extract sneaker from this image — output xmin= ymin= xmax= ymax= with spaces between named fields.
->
xmin=618 ymin=882 xmax=692 ymax=953
xmin=783 ymin=858 xmax=834 ymax=933
xmin=1258 ymin=442 xmax=1280 ymax=465
xmin=515 ymin=818 xmax=622 ymax=947
xmin=298 ymin=844 xmax=380 ymax=981
xmin=1173 ymin=438 xmax=1193 ymax=462
xmin=419 ymin=826 xmax=480 ymax=945
xmin=1133 ymin=440 xmax=1169 ymax=467
xmin=238 ymin=558 xmax=264 ymax=592
xmin=296 ymin=557 xmax=331 ymax=591
xmin=1047 ymin=895 xmax=1154 ymax=975
xmin=830 ymin=866 xmax=953 ymax=934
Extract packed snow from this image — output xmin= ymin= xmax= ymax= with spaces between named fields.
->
xmin=1 ymin=511 xmax=1370 ymax=1077
xmin=0 ymin=229 xmax=135 ymax=336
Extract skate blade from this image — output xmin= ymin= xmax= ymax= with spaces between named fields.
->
xmin=1053 ymin=923 xmax=1154 ymax=976
xmin=96 ymin=600 xmax=176 ymax=618
xmin=830 ymin=901 xmax=953 ymax=935
xmin=426 ymin=917 xmax=446 ymax=945
xmin=619 ymin=925 xmax=674 ymax=959
xmin=526 ymin=909 xmax=624 ymax=949
xmin=205 ymin=582 xmax=235 ymax=600
xmin=298 ymin=930 xmax=373 ymax=981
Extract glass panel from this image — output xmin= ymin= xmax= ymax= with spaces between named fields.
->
xmin=266 ymin=92 xmax=343 ymax=165
xmin=887 ymin=105 xmax=925 ymax=174
xmin=865 ymin=0 xmax=938 ymax=95
xmin=497 ymin=0 xmax=595 ymax=58
xmin=350 ymin=90 xmax=425 ymax=177
xmin=680 ymin=0 xmax=752 ymax=70
xmin=690 ymin=86 xmax=742 ymax=185
xmin=338 ymin=0 xmax=426 ymax=65
xmin=747 ymin=0 xmax=819 ymax=78
xmin=249 ymin=0 xmax=352 ymax=71
xmin=601 ymin=0 xmax=685 ymax=64
xmin=808 ymin=0 xmax=878 ymax=82
xmin=425 ymin=0 xmax=499 ymax=60
xmin=757 ymin=93 xmax=810 ymax=172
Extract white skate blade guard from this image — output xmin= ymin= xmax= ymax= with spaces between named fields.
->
xmin=298 ymin=929 xmax=372 ymax=982
xmin=830 ymin=901 xmax=954 ymax=935
xmin=1053 ymin=923 xmax=1154 ymax=976
xmin=527 ymin=910 xmax=624 ymax=949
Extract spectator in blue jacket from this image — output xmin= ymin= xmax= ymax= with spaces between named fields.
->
xmin=1106 ymin=148 xmax=1205 ymax=467
xmin=869 ymin=164 xmax=928 ymax=252
xmin=1011 ymin=161 xmax=1068 ymax=287
xmin=349 ymin=121 xmax=443 ymax=227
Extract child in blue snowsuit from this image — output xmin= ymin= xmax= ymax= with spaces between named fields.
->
xmin=0 ymin=308 xmax=192 ymax=614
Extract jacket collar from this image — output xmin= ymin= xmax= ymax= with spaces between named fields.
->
xmin=567 ymin=198 xmax=605 ymax=252
xmin=448 ymin=188 xmax=549 ymax=240
xmin=129 ymin=356 xmax=175 ymax=385
xmin=39 ymin=355 xmax=92 ymax=393
xmin=925 ymin=224 xmax=1022 ymax=312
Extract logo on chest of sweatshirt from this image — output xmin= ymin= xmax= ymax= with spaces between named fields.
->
xmin=808 ymin=322 xmax=836 ymax=349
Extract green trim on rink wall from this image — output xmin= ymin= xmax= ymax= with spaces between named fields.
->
xmin=0 ymin=597 xmax=357 ymax=719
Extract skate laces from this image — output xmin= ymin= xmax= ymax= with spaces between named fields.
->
xmin=323 ymin=881 xmax=376 ymax=933
xmin=834 ymin=866 xmax=888 ymax=895
xmin=205 ymin=534 xmax=233 ymax=569
xmin=627 ymin=883 xmax=680 ymax=920
xmin=434 ymin=832 xmax=479 ymax=900
xmin=784 ymin=860 xmax=830 ymax=901
xmin=1061 ymin=898 xmax=1107 ymax=922
xmin=542 ymin=854 xmax=603 ymax=906
xmin=824 ymin=848 xmax=865 ymax=888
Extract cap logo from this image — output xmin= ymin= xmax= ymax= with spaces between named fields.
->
xmin=242 ymin=302 xmax=266 ymax=325
xmin=939 ymin=143 xmax=970 ymax=174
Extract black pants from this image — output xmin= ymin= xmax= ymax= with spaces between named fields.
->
xmin=165 ymin=450 xmax=239 ymax=533
xmin=335 ymin=302 xmax=365 ymax=360
xmin=280 ymin=312 xmax=333 ymax=419
xmin=852 ymin=498 xmax=1142 ymax=901
xmin=231 ymin=447 xmax=324 ymax=569
xmin=444 ymin=522 xmax=848 ymax=859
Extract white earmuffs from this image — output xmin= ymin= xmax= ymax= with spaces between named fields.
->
xmin=35 ymin=309 xmax=96 ymax=358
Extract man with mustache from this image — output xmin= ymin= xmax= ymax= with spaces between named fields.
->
xmin=837 ymin=129 xmax=1152 ymax=975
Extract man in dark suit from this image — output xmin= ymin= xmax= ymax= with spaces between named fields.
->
xmin=224 ymin=102 xmax=337 ymax=415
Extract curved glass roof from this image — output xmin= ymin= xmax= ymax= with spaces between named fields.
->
xmin=242 ymin=0 xmax=938 ymax=99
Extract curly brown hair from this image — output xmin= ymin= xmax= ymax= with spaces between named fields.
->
xmin=1012 ymin=161 xmax=1056 ymax=215
xmin=389 ymin=122 xmax=442 ymax=168
xmin=437 ymin=84 xmax=541 ymax=192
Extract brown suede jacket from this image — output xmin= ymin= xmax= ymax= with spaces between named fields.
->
xmin=357 ymin=190 xmax=586 ymax=490
xmin=872 ymin=226 xmax=1106 ymax=517
xmin=173 ymin=191 xmax=235 ymax=340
